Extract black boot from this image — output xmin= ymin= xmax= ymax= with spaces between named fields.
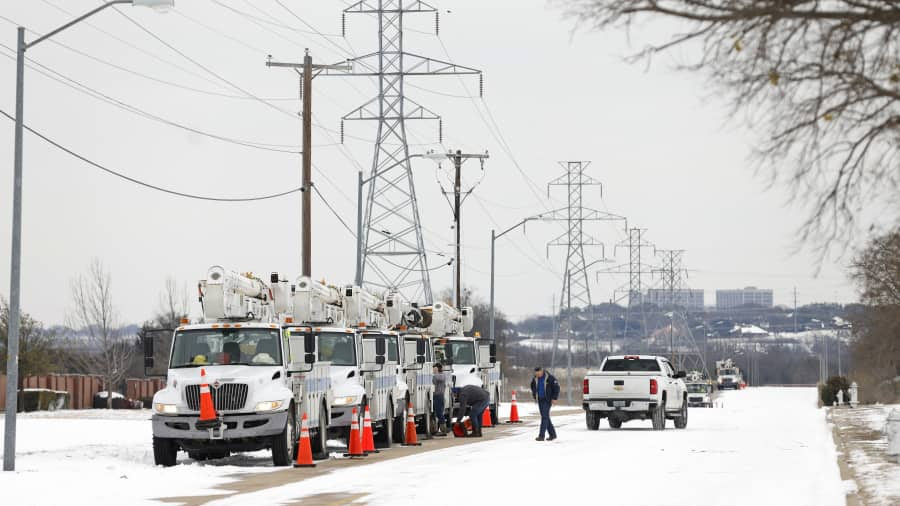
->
xmin=472 ymin=427 xmax=483 ymax=437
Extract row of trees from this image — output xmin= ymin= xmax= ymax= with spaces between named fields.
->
xmin=1 ymin=260 xmax=188 ymax=409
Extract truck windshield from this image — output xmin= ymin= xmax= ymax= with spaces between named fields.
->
xmin=687 ymin=384 xmax=710 ymax=393
xmin=601 ymin=358 xmax=660 ymax=372
xmin=317 ymin=332 xmax=357 ymax=366
xmin=363 ymin=334 xmax=399 ymax=362
xmin=442 ymin=341 xmax=475 ymax=365
xmin=720 ymin=369 xmax=736 ymax=375
xmin=171 ymin=328 xmax=282 ymax=367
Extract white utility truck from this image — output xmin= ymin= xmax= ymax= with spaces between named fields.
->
xmin=148 ymin=267 xmax=332 ymax=466
xmin=582 ymin=355 xmax=688 ymax=431
xmin=715 ymin=359 xmax=743 ymax=390
xmin=685 ymin=382 xmax=714 ymax=407
xmin=429 ymin=303 xmax=502 ymax=424
xmin=285 ymin=277 xmax=417 ymax=448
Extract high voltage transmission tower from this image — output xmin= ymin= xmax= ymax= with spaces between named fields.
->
xmin=652 ymin=249 xmax=710 ymax=377
xmin=597 ymin=227 xmax=655 ymax=352
xmin=311 ymin=0 xmax=484 ymax=303
xmin=543 ymin=161 xmax=625 ymax=404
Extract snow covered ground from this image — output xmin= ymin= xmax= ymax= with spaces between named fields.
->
xmin=202 ymin=388 xmax=847 ymax=505
xmin=831 ymin=403 xmax=900 ymax=505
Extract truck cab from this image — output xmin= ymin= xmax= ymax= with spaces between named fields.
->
xmin=149 ymin=267 xmax=331 ymax=467
xmin=685 ymin=382 xmax=714 ymax=407
xmin=434 ymin=333 xmax=501 ymax=424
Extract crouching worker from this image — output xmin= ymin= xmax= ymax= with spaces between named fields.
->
xmin=453 ymin=384 xmax=490 ymax=437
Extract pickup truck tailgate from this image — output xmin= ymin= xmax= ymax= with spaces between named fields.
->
xmin=587 ymin=373 xmax=652 ymax=398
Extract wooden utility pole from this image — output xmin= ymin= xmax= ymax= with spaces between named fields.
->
xmin=443 ymin=150 xmax=488 ymax=308
xmin=267 ymin=50 xmax=350 ymax=277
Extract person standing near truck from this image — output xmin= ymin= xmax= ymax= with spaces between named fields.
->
xmin=432 ymin=363 xmax=448 ymax=436
xmin=453 ymin=384 xmax=490 ymax=437
xmin=530 ymin=367 xmax=559 ymax=441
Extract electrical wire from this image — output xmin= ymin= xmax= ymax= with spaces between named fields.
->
xmin=0 ymin=109 xmax=302 ymax=202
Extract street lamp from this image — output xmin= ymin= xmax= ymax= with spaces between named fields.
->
xmin=3 ymin=0 xmax=174 ymax=472
xmin=488 ymin=215 xmax=544 ymax=341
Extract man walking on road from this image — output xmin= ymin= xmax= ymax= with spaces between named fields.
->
xmin=530 ymin=367 xmax=559 ymax=441
xmin=454 ymin=384 xmax=490 ymax=437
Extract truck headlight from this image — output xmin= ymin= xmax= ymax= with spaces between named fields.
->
xmin=333 ymin=396 xmax=359 ymax=406
xmin=254 ymin=401 xmax=284 ymax=412
xmin=154 ymin=403 xmax=177 ymax=415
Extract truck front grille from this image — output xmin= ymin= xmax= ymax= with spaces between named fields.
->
xmin=185 ymin=383 xmax=249 ymax=412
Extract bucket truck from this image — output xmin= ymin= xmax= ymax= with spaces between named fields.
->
xmin=147 ymin=266 xmax=332 ymax=467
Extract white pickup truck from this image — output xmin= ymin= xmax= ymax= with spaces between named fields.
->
xmin=582 ymin=355 xmax=688 ymax=431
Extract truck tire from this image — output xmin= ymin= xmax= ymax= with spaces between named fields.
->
xmin=393 ymin=398 xmax=408 ymax=444
xmin=153 ymin=437 xmax=178 ymax=467
xmin=651 ymin=400 xmax=666 ymax=430
xmin=608 ymin=417 xmax=622 ymax=429
xmin=271 ymin=406 xmax=297 ymax=466
xmin=375 ymin=401 xmax=394 ymax=449
xmin=312 ymin=403 xmax=329 ymax=460
xmin=419 ymin=398 xmax=433 ymax=439
xmin=490 ymin=388 xmax=500 ymax=425
xmin=674 ymin=399 xmax=688 ymax=429
xmin=585 ymin=410 xmax=600 ymax=430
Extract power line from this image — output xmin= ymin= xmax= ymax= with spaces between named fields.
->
xmin=0 ymin=109 xmax=302 ymax=202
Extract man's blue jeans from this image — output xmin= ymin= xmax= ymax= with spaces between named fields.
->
xmin=433 ymin=394 xmax=445 ymax=426
xmin=469 ymin=399 xmax=490 ymax=431
xmin=538 ymin=398 xmax=556 ymax=439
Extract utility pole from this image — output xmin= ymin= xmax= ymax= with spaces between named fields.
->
xmin=323 ymin=1 xmax=482 ymax=303
xmin=266 ymin=51 xmax=350 ymax=277
xmin=435 ymin=150 xmax=488 ymax=308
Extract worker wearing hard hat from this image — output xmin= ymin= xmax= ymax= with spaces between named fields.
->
xmin=453 ymin=384 xmax=490 ymax=437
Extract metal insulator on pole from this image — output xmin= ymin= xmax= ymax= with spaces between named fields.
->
xmin=435 ymin=12 xmax=440 ymax=35
xmin=341 ymin=120 xmax=345 ymax=144
xmin=438 ymin=119 xmax=443 ymax=143
xmin=479 ymin=74 xmax=484 ymax=97
xmin=342 ymin=12 xmax=346 ymax=37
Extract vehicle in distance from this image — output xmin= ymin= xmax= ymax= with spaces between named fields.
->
xmin=715 ymin=359 xmax=743 ymax=390
xmin=582 ymin=355 xmax=688 ymax=431
xmin=686 ymin=382 xmax=714 ymax=408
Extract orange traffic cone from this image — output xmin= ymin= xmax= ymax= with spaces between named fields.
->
xmin=505 ymin=390 xmax=522 ymax=424
xmin=361 ymin=406 xmax=378 ymax=454
xmin=343 ymin=408 xmax=366 ymax=458
xmin=481 ymin=403 xmax=493 ymax=428
xmin=401 ymin=403 xmax=421 ymax=446
xmin=293 ymin=413 xmax=316 ymax=468
xmin=197 ymin=368 xmax=219 ymax=429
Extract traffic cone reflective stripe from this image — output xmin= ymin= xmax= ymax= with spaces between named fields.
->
xmin=343 ymin=408 xmax=366 ymax=458
xmin=482 ymin=402 xmax=493 ymax=428
xmin=197 ymin=368 xmax=219 ymax=429
xmin=293 ymin=413 xmax=316 ymax=468
xmin=402 ymin=402 xmax=421 ymax=446
xmin=506 ymin=390 xmax=522 ymax=424
xmin=361 ymin=406 xmax=378 ymax=453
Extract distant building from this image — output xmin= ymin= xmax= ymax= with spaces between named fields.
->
xmin=716 ymin=287 xmax=774 ymax=309
xmin=640 ymin=288 xmax=704 ymax=310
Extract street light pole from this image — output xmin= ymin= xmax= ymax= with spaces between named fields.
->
xmin=3 ymin=0 xmax=174 ymax=473
xmin=488 ymin=215 xmax=542 ymax=340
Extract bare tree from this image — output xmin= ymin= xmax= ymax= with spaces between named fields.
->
xmin=67 ymin=259 xmax=135 ymax=408
xmin=563 ymin=1 xmax=900 ymax=255
xmin=157 ymin=276 xmax=189 ymax=329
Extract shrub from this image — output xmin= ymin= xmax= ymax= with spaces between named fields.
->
xmin=819 ymin=375 xmax=851 ymax=406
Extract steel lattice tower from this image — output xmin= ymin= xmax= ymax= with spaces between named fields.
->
xmin=337 ymin=1 xmax=481 ymax=302
xmin=544 ymin=161 xmax=625 ymax=403
xmin=653 ymin=249 xmax=709 ymax=376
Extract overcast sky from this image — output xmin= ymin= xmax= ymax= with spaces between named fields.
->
xmin=0 ymin=0 xmax=859 ymax=326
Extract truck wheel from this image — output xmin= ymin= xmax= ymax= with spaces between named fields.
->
xmin=271 ymin=406 xmax=296 ymax=466
xmin=153 ymin=437 xmax=178 ymax=467
xmin=490 ymin=388 xmax=500 ymax=425
xmin=187 ymin=451 xmax=208 ymax=461
xmin=420 ymin=398 xmax=433 ymax=439
xmin=393 ymin=399 xmax=408 ymax=444
xmin=674 ymin=399 xmax=688 ymax=429
xmin=652 ymin=400 xmax=666 ymax=430
xmin=375 ymin=401 xmax=394 ymax=449
xmin=608 ymin=417 xmax=622 ymax=429
xmin=312 ymin=403 xmax=329 ymax=460
xmin=585 ymin=410 xmax=600 ymax=430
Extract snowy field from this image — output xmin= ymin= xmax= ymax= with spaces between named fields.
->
xmin=0 ymin=389 xmax=853 ymax=505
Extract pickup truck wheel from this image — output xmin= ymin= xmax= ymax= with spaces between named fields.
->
xmin=271 ymin=406 xmax=296 ymax=466
xmin=585 ymin=410 xmax=600 ymax=430
xmin=674 ymin=400 xmax=688 ymax=429
xmin=153 ymin=437 xmax=178 ymax=467
xmin=393 ymin=399 xmax=408 ymax=444
xmin=651 ymin=400 xmax=666 ymax=430
xmin=608 ymin=417 xmax=622 ymax=429
xmin=312 ymin=403 xmax=329 ymax=460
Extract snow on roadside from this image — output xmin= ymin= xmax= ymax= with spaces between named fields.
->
xmin=832 ymin=403 xmax=900 ymax=505
xmin=0 ymin=410 xmax=278 ymax=506
xmin=205 ymin=388 xmax=847 ymax=506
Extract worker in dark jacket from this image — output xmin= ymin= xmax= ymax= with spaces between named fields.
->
xmin=529 ymin=367 xmax=559 ymax=441
xmin=453 ymin=384 xmax=490 ymax=437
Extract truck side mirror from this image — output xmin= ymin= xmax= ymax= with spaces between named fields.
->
xmin=674 ymin=371 xmax=686 ymax=379
xmin=304 ymin=334 xmax=316 ymax=353
xmin=416 ymin=339 xmax=426 ymax=364
xmin=489 ymin=343 xmax=497 ymax=364
xmin=375 ymin=337 xmax=386 ymax=365
xmin=143 ymin=336 xmax=154 ymax=368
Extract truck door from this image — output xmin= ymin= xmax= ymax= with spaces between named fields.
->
xmin=663 ymin=362 xmax=681 ymax=409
